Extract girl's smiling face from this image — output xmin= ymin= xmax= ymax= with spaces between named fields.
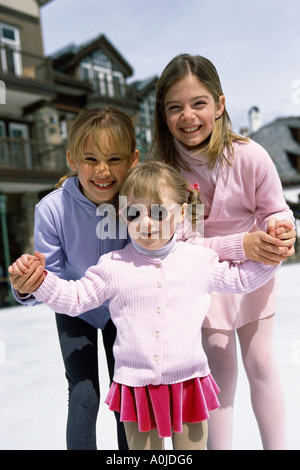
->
xmin=124 ymin=186 xmax=185 ymax=250
xmin=67 ymin=132 xmax=139 ymax=205
xmin=164 ymin=73 xmax=225 ymax=149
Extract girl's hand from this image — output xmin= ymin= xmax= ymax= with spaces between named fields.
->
xmin=243 ymin=231 xmax=289 ymax=265
xmin=267 ymin=218 xmax=296 ymax=257
xmin=243 ymin=218 xmax=296 ymax=265
xmin=8 ymin=253 xmax=37 ymax=276
xmin=8 ymin=251 xmax=46 ymax=295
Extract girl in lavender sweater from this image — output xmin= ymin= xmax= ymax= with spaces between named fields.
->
xmin=9 ymin=107 xmax=139 ymax=450
xmin=9 ymin=162 xmax=281 ymax=451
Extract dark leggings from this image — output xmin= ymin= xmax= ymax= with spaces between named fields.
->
xmin=55 ymin=313 xmax=128 ymax=450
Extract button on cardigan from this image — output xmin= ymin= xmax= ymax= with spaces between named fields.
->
xmin=34 ymin=241 xmax=279 ymax=387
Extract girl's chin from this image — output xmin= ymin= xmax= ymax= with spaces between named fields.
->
xmin=180 ymin=132 xmax=212 ymax=150
xmin=88 ymin=185 xmax=119 ymax=204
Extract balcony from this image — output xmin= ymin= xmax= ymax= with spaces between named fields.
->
xmin=0 ymin=45 xmax=56 ymax=115
xmin=0 ymin=43 xmax=53 ymax=79
xmin=0 ymin=136 xmax=69 ymax=192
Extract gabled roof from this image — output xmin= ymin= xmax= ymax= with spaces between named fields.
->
xmin=129 ymin=75 xmax=158 ymax=96
xmin=251 ymin=117 xmax=300 ymax=185
xmin=37 ymin=0 xmax=54 ymax=6
xmin=51 ymin=34 xmax=133 ymax=78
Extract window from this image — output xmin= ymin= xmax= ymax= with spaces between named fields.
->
xmin=290 ymin=127 xmax=300 ymax=145
xmin=139 ymin=92 xmax=155 ymax=128
xmin=113 ymin=73 xmax=125 ymax=98
xmin=0 ymin=121 xmax=9 ymax=163
xmin=60 ymin=120 xmax=68 ymax=140
xmin=287 ymin=152 xmax=300 ymax=173
xmin=8 ymin=123 xmax=32 ymax=169
xmin=139 ymin=100 xmax=150 ymax=127
xmin=80 ymin=49 xmax=125 ymax=98
xmin=0 ymin=23 xmax=22 ymax=75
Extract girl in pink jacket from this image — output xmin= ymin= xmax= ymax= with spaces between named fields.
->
xmin=147 ymin=54 xmax=296 ymax=450
xmin=9 ymin=162 xmax=281 ymax=451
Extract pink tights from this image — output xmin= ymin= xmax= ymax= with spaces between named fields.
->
xmin=202 ymin=314 xmax=286 ymax=450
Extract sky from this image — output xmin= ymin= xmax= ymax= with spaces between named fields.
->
xmin=40 ymin=0 xmax=300 ymax=132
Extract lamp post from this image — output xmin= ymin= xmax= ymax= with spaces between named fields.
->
xmin=0 ymin=193 xmax=14 ymax=305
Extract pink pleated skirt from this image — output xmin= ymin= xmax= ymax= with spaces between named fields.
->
xmin=105 ymin=375 xmax=220 ymax=438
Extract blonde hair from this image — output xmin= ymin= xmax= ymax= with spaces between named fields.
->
xmin=147 ymin=54 xmax=248 ymax=170
xmin=56 ymin=107 xmax=137 ymax=188
xmin=120 ymin=161 xmax=202 ymax=227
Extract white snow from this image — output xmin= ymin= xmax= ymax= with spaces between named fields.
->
xmin=0 ymin=262 xmax=299 ymax=450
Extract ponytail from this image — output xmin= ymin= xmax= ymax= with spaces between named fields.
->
xmin=55 ymin=171 xmax=78 ymax=189
xmin=186 ymin=183 xmax=202 ymax=230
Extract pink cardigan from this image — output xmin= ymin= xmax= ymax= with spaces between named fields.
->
xmin=34 ymin=241 xmax=279 ymax=387
xmin=178 ymin=138 xmax=294 ymax=260
xmin=176 ymin=138 xmax=294 ymax=329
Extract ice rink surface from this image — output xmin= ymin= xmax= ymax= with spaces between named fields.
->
xmin=0 ymin=263 xmax=299 ymax=450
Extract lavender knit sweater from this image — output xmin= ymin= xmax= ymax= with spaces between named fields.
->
xmin=34 ymin=241 xmax=280 ymax=387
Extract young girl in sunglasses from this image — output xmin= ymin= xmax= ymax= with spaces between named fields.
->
xmin=9 ymin=162 xmax=282 ymax=451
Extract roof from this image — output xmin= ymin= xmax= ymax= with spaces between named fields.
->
xmin=129 ymin=75 xmax=158 ymax=92
xmin=251 ymin=117 xmax=300 ymax=185
xmin=37 ymin=0 xmax=54 ymax=6
xmin=50 ymin=34 xmax=133 ymax=78
xmin=128 ymin=76 xmax=158 ymax=100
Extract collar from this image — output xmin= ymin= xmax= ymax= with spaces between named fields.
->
xmin=131 ymin=234 xmax=177 ymax=259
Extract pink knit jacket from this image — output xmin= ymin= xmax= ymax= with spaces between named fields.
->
xmin=34 ymin=241 xmax=279 ymax=387
xmin=178 ymin=139 xmax=294 ymax=261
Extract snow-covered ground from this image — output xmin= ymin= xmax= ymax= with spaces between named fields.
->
xmin=0 ymin=262 xmax=299 ymax=450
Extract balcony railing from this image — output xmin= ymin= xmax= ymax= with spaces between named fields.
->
xmin=0 ymin=45 xmax=53 ymax=82
xmin=0 ymin=136 xmax=68 ymax=173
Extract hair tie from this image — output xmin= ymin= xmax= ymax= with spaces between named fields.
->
xmin=188 ymin=182 xmax=200 ymax=192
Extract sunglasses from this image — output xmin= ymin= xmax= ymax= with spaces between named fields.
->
xmin=120 ymin=203 xmax=178 ymax=222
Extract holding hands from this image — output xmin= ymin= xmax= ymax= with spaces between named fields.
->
xmin=243 ymin=218 xmax=296 ymax=265
xmin=8 ymin=218 xmax=296 ymax=298
xmin=8 ymin=251 xmax=46 ymax=296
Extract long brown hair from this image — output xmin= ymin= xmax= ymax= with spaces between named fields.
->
xmin=147 ymin=54 xmax=248 ymax=170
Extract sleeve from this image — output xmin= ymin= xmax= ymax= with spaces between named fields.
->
xmin=11 ymin=289 xmax=38 ymax=306
xmin=252 ymin=146 xmax=295 ymax=231
xmin=34 ymin=202 xmax=67 ymax=278
xmin=34 ymin=260 xmax=111 ymax=316
xmin=207 ymin=250 xmax=281 ymax=294
xmin=11 ymin=287 xmax=38 ymax=307
xmin=190 ymin=146 xmax=295 ymax=260
xmin=196 ymin=232 xmax=246 ymax=262
xmin=10 ymin=199 xmax=66 ymax=307
xmin=177 ymin=214 xmax=246 ymax=262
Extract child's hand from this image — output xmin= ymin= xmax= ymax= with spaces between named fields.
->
xmin=244 ymin=218 xmax=296 ymax=265
xmin=243 ymin=231 xmax=289 ymax=265
xmin=8 ymin=253 xmax=37 ymax=276
xmin=267 ymin=218 xmax=296 ymax=257
xmin=8 ymin=251 xmax=46 ymax=295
